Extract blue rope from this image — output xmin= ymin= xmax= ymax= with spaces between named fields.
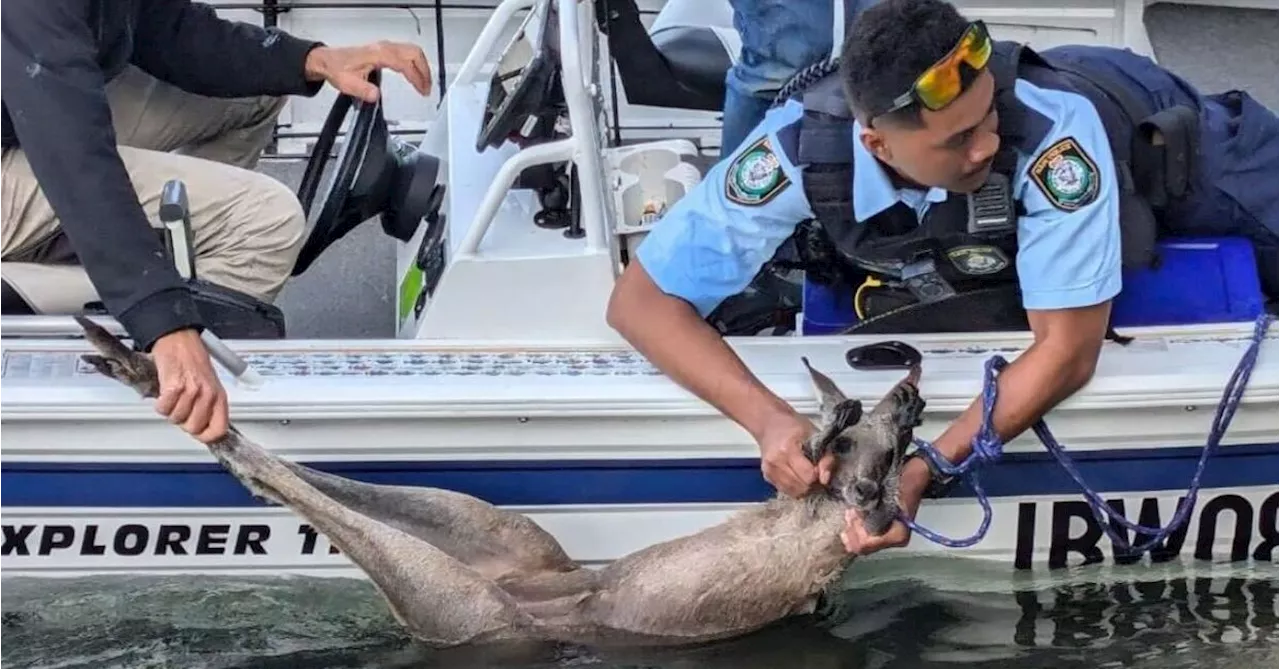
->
xmin=900 ymin=311 xmax=1274 ymax=554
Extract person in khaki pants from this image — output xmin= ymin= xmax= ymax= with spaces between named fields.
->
xmin=2 ymin=64 xmax=301 ymax=314
xmin=1 ymin=1 xmax=433 ymax=444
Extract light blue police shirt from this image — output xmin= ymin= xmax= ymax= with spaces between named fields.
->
xmin=634 ymin=79 xmax=1122 ymax=317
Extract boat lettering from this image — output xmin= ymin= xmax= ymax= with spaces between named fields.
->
xmin=298 ymin=523 xmax=342 ymax=555
xmin=1013 ymin=491 xmax=1278 ymax=569
xmin=1 ymin=522 xmax=275 ymax=557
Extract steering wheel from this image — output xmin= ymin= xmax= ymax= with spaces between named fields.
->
xmin=474 ymin=0 xmax=558 ymax=152
xmin=291 ymin=69 xmax=446 ymax=277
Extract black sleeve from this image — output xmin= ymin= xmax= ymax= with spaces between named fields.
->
xmin=0 ymin=1 xmax=203 ymax=350
xmin=131 ymin=0 xmax=326 ymax=99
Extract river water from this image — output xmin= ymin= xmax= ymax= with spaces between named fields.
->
xmin=2 ymin=558 xmax=1275 ymax=669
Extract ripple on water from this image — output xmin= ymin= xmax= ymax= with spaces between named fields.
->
xmin=1 ymin=559 xmax=1276 ymax=669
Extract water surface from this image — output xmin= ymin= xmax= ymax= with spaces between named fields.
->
xmin=3 ymin=558 xmax=1275 ymax=668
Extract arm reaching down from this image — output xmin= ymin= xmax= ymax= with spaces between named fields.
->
xmin=1 ymin=1 xmax=201 ymax=348
xmin=607 ymin=102 xmax=831 ymax=498
xmin=608 ymin=264 xmax=790 ymax=430
xmin=1 ymin=1 xmax=231 ymax=443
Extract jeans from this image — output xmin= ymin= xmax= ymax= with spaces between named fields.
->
xmin=721 ymin=0 xmax=878 ymax=156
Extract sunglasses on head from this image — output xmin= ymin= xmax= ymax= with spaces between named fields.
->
xmin=868 ymin=20 xmax=993 ymax=122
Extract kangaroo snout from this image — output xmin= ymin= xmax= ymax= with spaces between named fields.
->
xmin=852 ymin=479 xmax=881 ymax=503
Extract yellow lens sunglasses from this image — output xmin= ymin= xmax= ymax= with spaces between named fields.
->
xmin=869 ymin=21 xmax=993 ymax=121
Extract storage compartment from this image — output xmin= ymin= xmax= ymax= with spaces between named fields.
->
xmin=618 ymin=149 xmax=682 ymax=175
xmin=619 ymin=178 xmax=688 ymax=231
xmin=1110 ymin=236 xmax=1265 ymax=327
xmin=605 ymin=140 xmax=704 ymax=236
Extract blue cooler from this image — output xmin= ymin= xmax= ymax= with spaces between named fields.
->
xmin=799 ymin=236 xmax=1265 ymax=334
xmin=1111 ymin=236 xmax=1265 ymax=327
xmin=801 ymin=278 xmax=857 ymax=335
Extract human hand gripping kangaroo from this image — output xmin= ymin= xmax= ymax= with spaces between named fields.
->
xmin=75 ymin=315 xmax=926 ymax=650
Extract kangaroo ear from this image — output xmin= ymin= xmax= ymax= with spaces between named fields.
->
xmin=832 ymin=398 xmax=863 ymax=430
xmin=801 ymin=357 xmax=848 ymax=426
xmin=803 ymin=398 xmax=863 ymax=463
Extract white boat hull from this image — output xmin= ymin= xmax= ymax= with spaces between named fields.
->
xmin=2 ymin=484 xmax=1276 ymax=579
xmin=3 ymin=322 xmax=1277 ymax=579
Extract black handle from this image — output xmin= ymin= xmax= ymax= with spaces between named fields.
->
xmin=160 ymin=179 xmax=190 ymax=224
xmin=845 ymin=340 xmax=923 ymax=371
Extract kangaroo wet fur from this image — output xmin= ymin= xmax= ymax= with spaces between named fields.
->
xmin=75 ymin=315 xmax=926 ymax=650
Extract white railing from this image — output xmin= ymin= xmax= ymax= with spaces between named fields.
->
xmin=452 ymin=0 xmax=611 ymax=260
xmin=0 ymin=315 xmax=126 ymax=338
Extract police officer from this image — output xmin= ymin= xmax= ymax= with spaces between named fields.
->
xmin=1 ymin=2 xmax=433 ymax=444
xmin=606 ymin=0 xmax=1278 ymax=555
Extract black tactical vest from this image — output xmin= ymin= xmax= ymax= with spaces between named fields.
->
xmin=706 ymin=41 xmax=1173 ymax=336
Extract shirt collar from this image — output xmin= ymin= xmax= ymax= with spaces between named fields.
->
xmin=851 ymin=120 xmax=950 ymax=222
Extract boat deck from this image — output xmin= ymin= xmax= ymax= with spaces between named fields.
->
xmin=3 ymin=321 xmax=1275 ymax=463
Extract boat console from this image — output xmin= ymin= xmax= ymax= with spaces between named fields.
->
xmin=291 ymin=67 xmax=447 ymax=278
xmin=476 ymin=2 xmax=561 ymax=152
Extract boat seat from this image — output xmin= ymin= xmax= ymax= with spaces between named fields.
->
xmin=0 ymin=259 xmax=288 ymax=340
xmin=648 ymin=0 xmax=740 ymax=107
xmin=0 ymin=262 xmax=100 ymax=316
xmin=598 ymin=0 xmax=740 ymax=111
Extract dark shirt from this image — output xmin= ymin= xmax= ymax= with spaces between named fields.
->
xmin=1 ymin=0 xmax=323 ymax=349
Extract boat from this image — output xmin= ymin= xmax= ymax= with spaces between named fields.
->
xmin=1 ymin=0 xmax=1276 ymax=580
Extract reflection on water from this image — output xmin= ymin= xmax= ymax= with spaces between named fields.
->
xmin=1 ymin=559 xmax=1275 ymax=669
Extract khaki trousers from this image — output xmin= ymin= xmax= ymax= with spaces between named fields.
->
xmin=1 ymin=65 xmax=307 ymax=304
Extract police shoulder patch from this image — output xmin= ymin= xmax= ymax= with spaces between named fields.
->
xmin=725 ymin=136 xmax=791 ymax=206
xmin=1028 ymin=136 xmax=1101 ymax=212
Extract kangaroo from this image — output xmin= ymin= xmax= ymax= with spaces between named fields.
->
xmin=74 ymin=315 xmax=926 ymax=650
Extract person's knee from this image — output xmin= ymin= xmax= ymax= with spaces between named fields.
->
xmin=728 ymin=58 xmax=798 ymax=98
xmin=249 ymin=174 xmax=307 ymax=256
xmin=235 ymin=173 xmax=306 ymax=297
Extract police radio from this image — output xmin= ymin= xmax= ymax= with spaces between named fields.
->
xmin=967 ymin=171 xmax=1017 ymax=236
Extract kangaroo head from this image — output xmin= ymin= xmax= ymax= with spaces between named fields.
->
xmin=800 ymin=357 xmax=926 ymax=535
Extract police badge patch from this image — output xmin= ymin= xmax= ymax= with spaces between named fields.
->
xmin=725 ymin=136 xmax=791 ymax=206
xmin=1028 ymin=136 xmax=1100 ymax=212
xmin=947 ymin=245 xmax=1010 ymax=275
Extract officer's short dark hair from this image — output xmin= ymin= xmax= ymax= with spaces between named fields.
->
xmin=839 ymin=0 xmax=973 ymax=127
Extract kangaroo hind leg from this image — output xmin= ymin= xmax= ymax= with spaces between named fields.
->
xmin=75 ymin=317 xmax=538 ymax=647
xmin=277 ymin=461 xmax=579 ymax=581
xmin=214 ymin=430 xmax=537 ymax=646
